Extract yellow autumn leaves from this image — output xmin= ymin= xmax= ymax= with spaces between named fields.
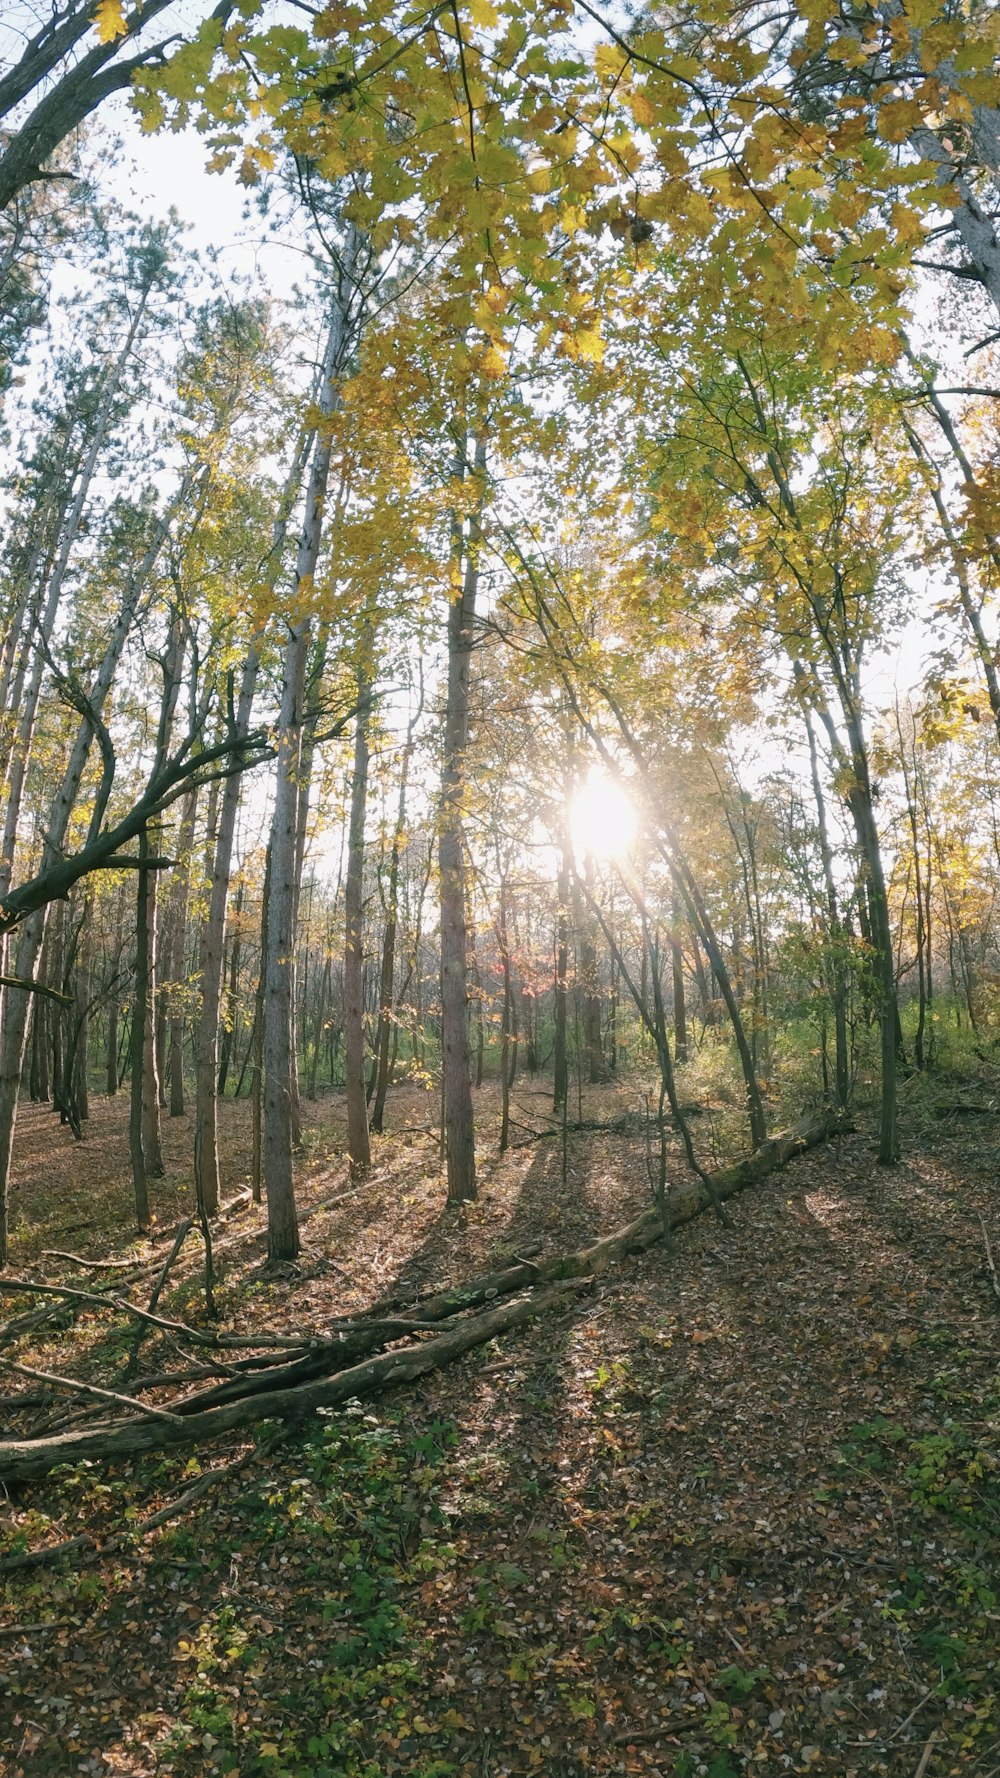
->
xmin=95 ymin=0 xmax=128 ymax=44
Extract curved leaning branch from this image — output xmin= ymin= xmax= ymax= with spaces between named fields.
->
xmin=0 ymin=729 xmax=273 ymax=939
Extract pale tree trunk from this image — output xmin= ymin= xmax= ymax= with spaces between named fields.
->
xmin=343 ymin=663 xmax=372 ymax=1175
xmin=0 ymin=291 xmax=153 ymax=909
xmin=370 ymin=670 xmax=422 ymax=1134
xmin=193 ymin=410 xmax=318 ymax=1218
xmin=262 ymin=265 xmax=358 ymax=1262
xmin=670 ymin=890 xmax=688 ymax=1065
xmin=553 ymin=853 xmax=570 ymax=1113
xmin=440 ymin=433 xmax=485 ymax=1204
xmin=165 ymin=787 xmax=198 ymax=1116
xmin=263 ymin=628 xmax=309 ymax=1261
xmin=129 ymin=828 xmax=152 ymax=1233
xmin=0 ymin=513 xmax=169 ymax=1263
xmin=803 ymin=708 xmax=849 ymax=1111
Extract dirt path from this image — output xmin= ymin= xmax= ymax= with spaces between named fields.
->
xmin=1 ymin=1090 xmax=999 ymax=1777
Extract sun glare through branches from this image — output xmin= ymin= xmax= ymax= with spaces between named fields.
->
xmin=569 ymin=770 xmax=637 ymax=864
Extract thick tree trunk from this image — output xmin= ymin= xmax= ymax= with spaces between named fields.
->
xmin=262 ymin=631 xmax=308 ymax=1262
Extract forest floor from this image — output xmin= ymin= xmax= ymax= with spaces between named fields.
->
xmin=1 ymin=1073 xmax=999 ymax=1778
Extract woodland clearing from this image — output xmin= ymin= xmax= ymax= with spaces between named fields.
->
xmin=1 ymin=1080 xmax=999 ymax=1778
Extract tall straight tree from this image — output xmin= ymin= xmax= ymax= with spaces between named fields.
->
xmin=262 ymin=243 xmax=361 ymax=1263
xmin=439 ymin=431 xmax=486 ymax=1204
xmin=343 ymin=649 xmax=372 ymax=1176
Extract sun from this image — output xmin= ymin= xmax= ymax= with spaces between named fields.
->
xmin=569 ymin=769 xmax=638 ymax=863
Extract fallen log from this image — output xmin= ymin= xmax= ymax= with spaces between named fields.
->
xmin=0 ymin=1281 xmax=587 ymax=1485
xmin=369 ymin=1112 xmax=847 ymax=1323
xmin=0 ymin=1112 xmax=844 ymax=1487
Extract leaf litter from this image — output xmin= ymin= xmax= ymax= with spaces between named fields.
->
xmin=1 ymin=1084 xmax=999 ymax=1778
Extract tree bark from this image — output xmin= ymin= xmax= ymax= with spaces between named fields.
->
xmin=261 ymin=278 xmax=358 ymax=1260
xmin=344 ymin=664 xmax=372 ymax=1176
xmin=439 ymin=433 xmax=485 ymax=1204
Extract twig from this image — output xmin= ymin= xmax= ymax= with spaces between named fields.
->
xmin=0 ymin=1620 xmax=73 ymax=1635
xmin=0 ymin=1359 xmax=183 ymax=1423
xmin=914 ymin=1726 xmax=939 ymax=1778
xmin=40 ymin=1251 xmax=134 ymax=1270
xmin=0 ymin=1276 xmax=311 ymax=1354
xmin=0 ymin=1441 xmax=265 ymax=1575
xmin=123 ymin=1218 xmax=193 ymax=1382
xmin=892 ymin=1681 xmax=943 ymax=1743
xmin=979 ymin=1215 xmax=1000 ymax=1308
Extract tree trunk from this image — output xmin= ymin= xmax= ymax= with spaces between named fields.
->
xmin=670 ymin=891 xmax=688 ymax=1066
xmin=573 ymin=864 xmax=609 ymax=1083
xmin=553 ymin=854 xmax=570 ymax=1113
xmin=261 ymin=274 xmax=358 ymax=1257
xmin=129 ymin=828 xmax=152 ymax=1233
xmin=803 ymin=709 xmax=849 ymax=1110
xmin=439 ymin=434 xmax=484 ymax=1205
xmin=344 ymin=666 xmax=372 ymax=1176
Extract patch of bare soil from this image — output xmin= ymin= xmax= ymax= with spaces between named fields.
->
xmin=1 ymin=1079 xmax=999 ymax=1778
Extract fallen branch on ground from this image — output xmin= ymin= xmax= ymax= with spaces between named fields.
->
xmin=0 ymin=1280 xmax=589 ymax=1484
xmin=980 ymin=1215 xmax=1000 ymax=1309
xmin=40 ymin=1250 xmax=136 ymax=1271
xmin=0 ymin=1441 xmax=266 ymax=1574
xmin=0 ymin=1358 xmax=183 ymax=1423
xmin=0 ymin=1113 xmax=844 ymax=1487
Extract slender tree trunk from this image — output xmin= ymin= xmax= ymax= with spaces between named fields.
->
xmin=139 ymin=839 xmax=164 ymax=1177
xmin=670 ymin=891 xmax=688 ymax=1066
xmin=371 ymin=677 xmax=421 ymax=1133
xmin=162 ymin=786 xmax=197 ymax=1117
xmin=106 ymin=997 xmax=119 ymax=1097
xmin=553 ymin=853 xmax=570 ymax=1113
xmin=847 ymin=750 xmax=899 ymax=1163
xmin=497 ymin=878 xmax=517 ymax=1154
xmin=261 ymin=262 xmax=359 ymax=1259
xmin=250 ymin=848 xmax=270 ymax=1207
xmin=439 ymin=434 xmax=484 ymax=1204
xmin=804 ymin=711 xmax=849 ymax=1110
xmin=344 ymin=668 xmax=372 ymax=1176
xmin=217 ymin=880 xmax=244 ymax=1099
xmin=129 ymin=829 xmax=152 ymax=1233
xmin=573 ymin=861 xmax=609 ymax=1083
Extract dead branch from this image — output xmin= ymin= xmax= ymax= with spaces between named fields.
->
xmin=0 ymin=1112 xmax=845 ymax=1486
xmin=0 ymin=1281 xmax=587 ymax=1484
xmin=980 ymin=1215 xmax=1000 ymax=1308
xmin=0 ymin=1358 xmax=183 ymax=1424
xmin=0 ymin=1441 xmax=265 ymax=1574
xmin=123 ymin=1217 xmax=193 ymax=1382
xmin=40 ymin=1250 xmax=135 ymax=1271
